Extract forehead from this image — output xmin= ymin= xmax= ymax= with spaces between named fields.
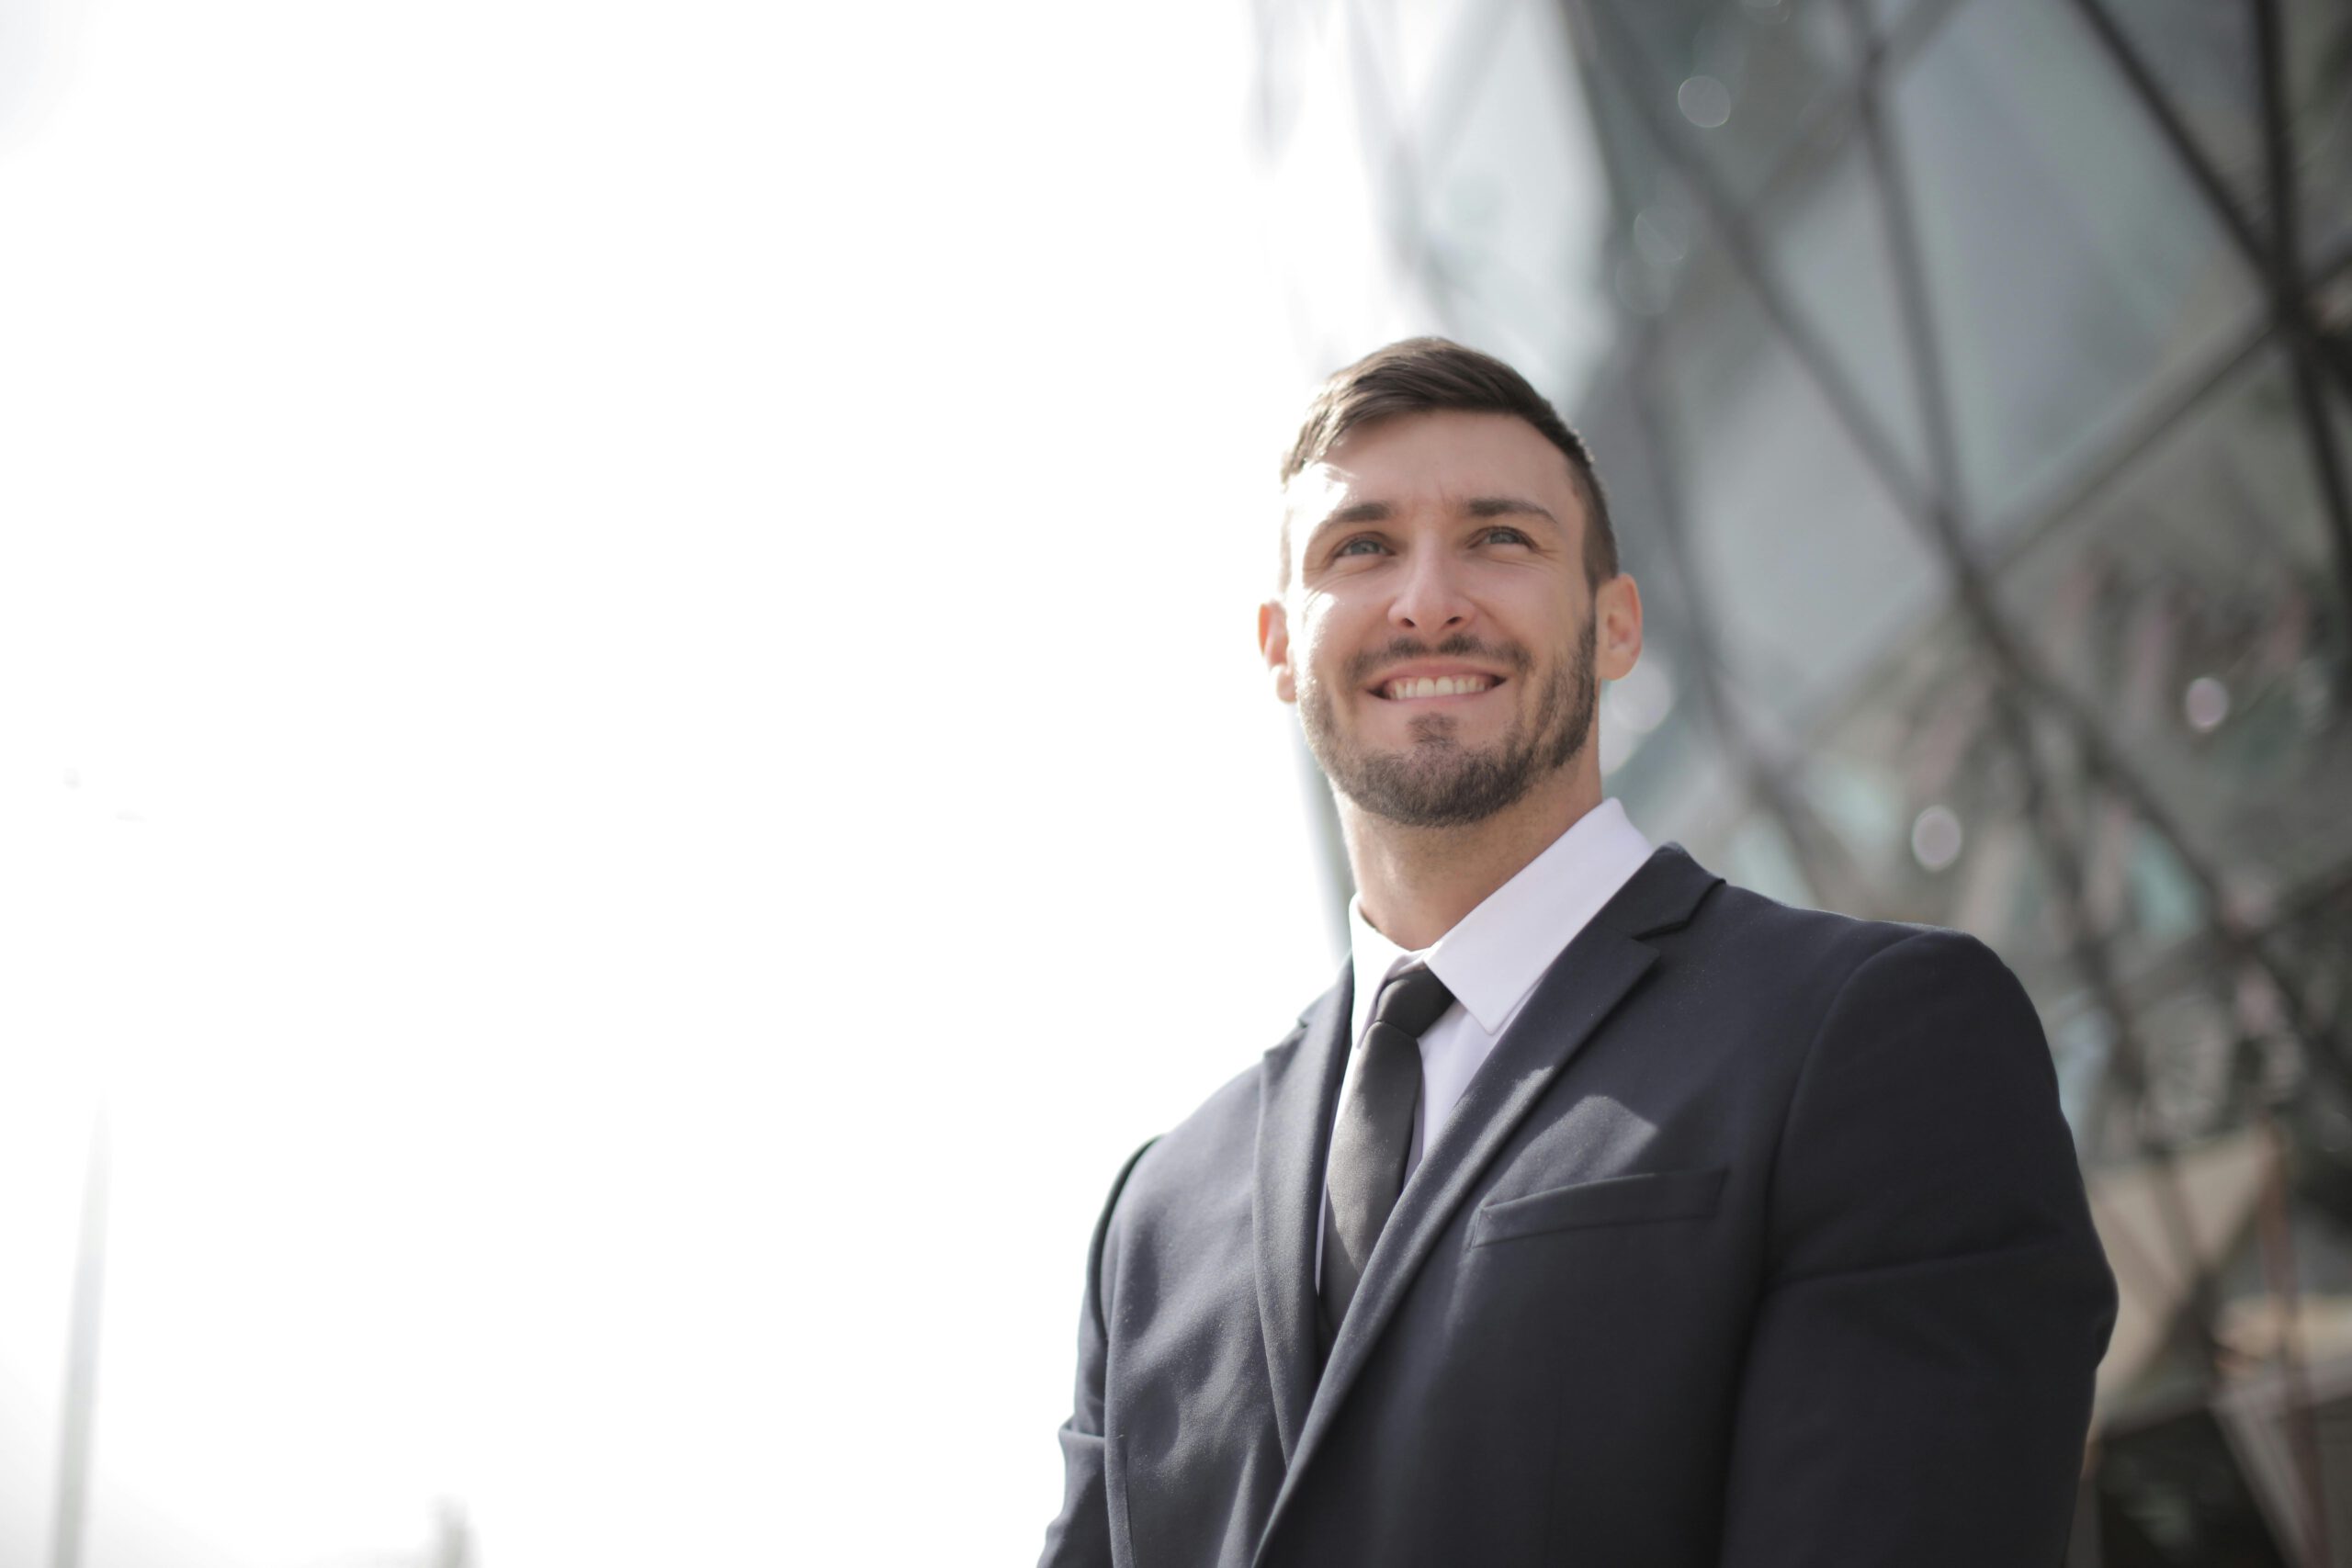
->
xmin=1286 ymin=410 xmax=1582 ymax=522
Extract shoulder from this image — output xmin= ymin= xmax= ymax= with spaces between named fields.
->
xmin=1710 ymin=902 xmax=2065 ymax=1196
xmin=1091 ymin=1026 xmax=1302 ymax=1287
xmin=1750 ymin=918 xmax=2088 ymax=1280
xmin=1125 ymin=1050 xmax=1271 ymax=1195
xmin=1102 ymin=1003 xmax=1317 ymax=1228
xmin=1794 ymin=919 xmax=2050 ymax=1089
xmin=1669 ymin=877 xmax=2010 ymax=1038
xmin=1685 ymin=876 xmax=1951 ymax=972
xmin=1125 ymin=976 xmax=1340 ymax=1185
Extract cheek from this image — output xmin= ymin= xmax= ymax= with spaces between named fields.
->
xmin=1494 ymin=581 xmax=1584 ymax=637
xmin=1295 ymin=595 xmax=1376 ymax=672
xmin=1295 ymin=632 xmax=1365 ymax=706
xmin=1286 ymin=607 xmax=1334 ymax=675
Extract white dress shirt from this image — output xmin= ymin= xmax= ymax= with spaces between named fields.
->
xmin=1317 ymin=796 xmax=1657 ymax=1283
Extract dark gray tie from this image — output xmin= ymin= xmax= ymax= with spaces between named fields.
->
xmin=1320 ymin=964 xmax=1456 ymax=1337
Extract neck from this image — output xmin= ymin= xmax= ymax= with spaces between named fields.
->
xmin=1341 ymin=770 xmax=1602 ymax=953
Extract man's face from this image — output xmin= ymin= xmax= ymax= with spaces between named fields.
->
xmin=1260 ymin=410 xmax=1635 ymax=829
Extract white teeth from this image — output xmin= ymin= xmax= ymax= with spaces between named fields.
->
xmin=1386 ymin=675 xmax=1495 ymax=699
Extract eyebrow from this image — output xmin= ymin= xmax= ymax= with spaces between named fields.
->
xmin=1463 ymin=495 xmax=1559 ymax=525
xmin=1309 ymin=494 xmax=1559 ymax=538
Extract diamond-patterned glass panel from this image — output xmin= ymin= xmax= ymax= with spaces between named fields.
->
xmin=1653 ymin=260 xmax=1945 ymax=739
xmin=1996 ymin=348 xmax=2352 ymax=912
xmin=1590 ymin=0 xmax=1856 ymax=202
xmin=1891 ymin=0 xmax=2265 ymax=525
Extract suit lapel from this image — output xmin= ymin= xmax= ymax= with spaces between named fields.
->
xmin=1252 ymin=964 xmax=1351 ymax=1463
xmin=1265 ymin=846 xmax=1723 ymax=1531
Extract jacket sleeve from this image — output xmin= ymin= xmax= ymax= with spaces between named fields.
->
xmin=1718 ymin=929 xmax=2117 ymax=1567
xmin=1038 ymin=1138 xmax=1157 ymax=1568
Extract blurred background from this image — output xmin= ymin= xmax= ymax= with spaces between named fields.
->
xmin=1 ymin=0 xmax=2346 ymax=1563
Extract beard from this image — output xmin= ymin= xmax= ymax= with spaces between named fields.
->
xmin=1299 ymin=626 xmax=1597 ymax=829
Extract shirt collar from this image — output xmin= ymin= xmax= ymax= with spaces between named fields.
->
xmin=1345 ymin=797 xmax=1656 ymax=1044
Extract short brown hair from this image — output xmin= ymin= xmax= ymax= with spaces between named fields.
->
xmin=1278 ymin=336 xmax=1618 ymax=592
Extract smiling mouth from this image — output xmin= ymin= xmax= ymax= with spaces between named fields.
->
xmin=1376 ymin=674 xmax=1503 ymax=701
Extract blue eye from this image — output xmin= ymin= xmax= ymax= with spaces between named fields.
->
xmin=1484 ymin=526 xmax=1532 ymax=547
xmin=1335 ymin=537 xmax=1387 ymax=558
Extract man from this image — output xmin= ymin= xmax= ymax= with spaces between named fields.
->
xmin=1039 ymin=339 xmax=2115 ymax=1567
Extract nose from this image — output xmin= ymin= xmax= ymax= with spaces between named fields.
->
xmin=1388 ymin=547 xmax=1474 ymax=636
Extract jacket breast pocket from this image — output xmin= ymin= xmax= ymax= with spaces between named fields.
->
xmin=1467 ymin=1167 xmax=1725 ymax=1248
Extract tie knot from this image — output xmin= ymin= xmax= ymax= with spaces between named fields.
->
xmin=1370 ymin=964 xmax=1454 ymax=1041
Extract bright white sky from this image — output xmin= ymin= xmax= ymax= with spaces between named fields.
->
xmin=0 ymin=2 xmax=1397 ymax=1562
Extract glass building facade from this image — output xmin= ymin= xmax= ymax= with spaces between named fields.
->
xmin=1256 ymin=0 xmax=2352 ymax=1559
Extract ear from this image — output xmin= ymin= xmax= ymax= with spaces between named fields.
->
xmin=1595 ymin=572 xmax=1643 ymax=682
xmin=1258 ymin=598 xmax=1296 ymax=705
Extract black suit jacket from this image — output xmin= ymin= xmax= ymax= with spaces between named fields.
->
xmin=1039 ymin=844 xmax=2116 ymax=1567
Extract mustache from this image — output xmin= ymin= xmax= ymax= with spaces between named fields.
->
xmin=1343 ymin=634 xmax=1534 ymax=687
